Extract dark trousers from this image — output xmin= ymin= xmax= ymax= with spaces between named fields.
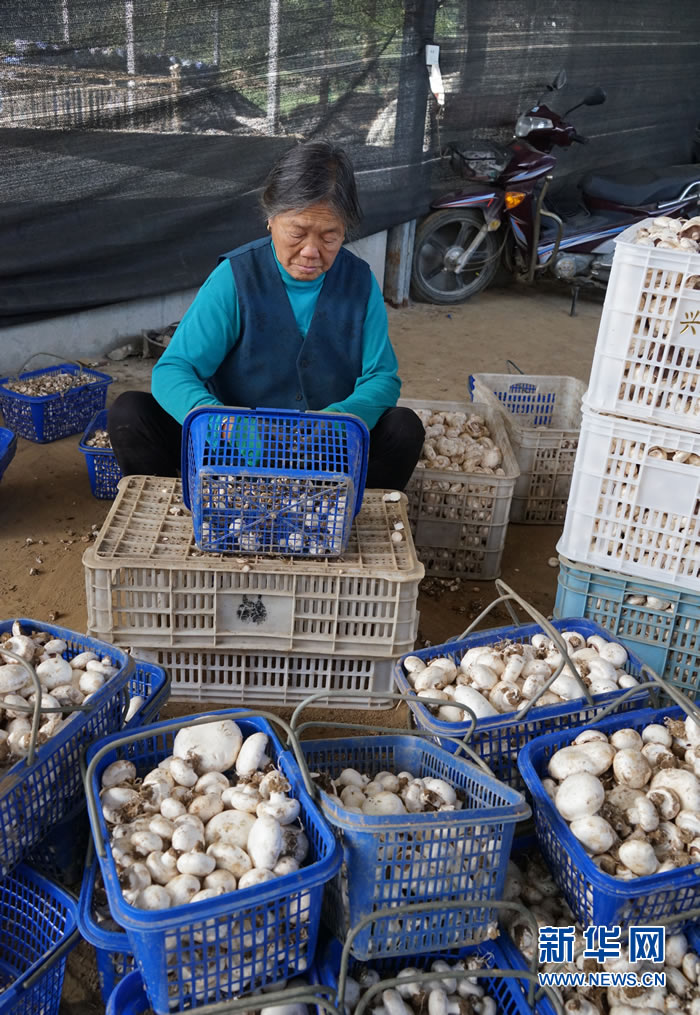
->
xmin=108 ymin=392 xmax=425 ymax=492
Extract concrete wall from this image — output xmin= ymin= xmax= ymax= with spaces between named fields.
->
xmin=0 ymin=230 xmax=388 ymax=375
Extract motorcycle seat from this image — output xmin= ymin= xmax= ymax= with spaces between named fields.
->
xmin=581 ymin=165 xmax=700 ymax=206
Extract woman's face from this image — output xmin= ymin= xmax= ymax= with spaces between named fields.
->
xmin=268 ymin=202 xmax=345 ymax=282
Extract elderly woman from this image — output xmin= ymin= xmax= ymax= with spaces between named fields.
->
xmin=108 ymin=139 xmax=424 ymax=490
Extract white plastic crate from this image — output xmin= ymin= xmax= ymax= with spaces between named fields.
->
xmin=586 ymin=218 xmax=700 ymax=429
xmin=470 ymin=373 xmax=585 ymax=523
xmin=135 ymin=646 xmax=397 ymax=707
xmin=558 ymin=406 xmax=700 ymax=590
xmin=400 ymin=399 xmax=519 ymax=578
xmin=83 ymin=477 xmax=422 ymax=657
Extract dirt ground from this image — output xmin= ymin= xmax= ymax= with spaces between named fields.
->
xmin=0 ymin=279 xmax=604 ymax=1013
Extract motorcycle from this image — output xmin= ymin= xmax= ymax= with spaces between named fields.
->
xmin=411 ymin=69 xmax=700 ymax=306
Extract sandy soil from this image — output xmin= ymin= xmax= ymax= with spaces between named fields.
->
xmin=0 ymin=279 xmax=604 ymax=1013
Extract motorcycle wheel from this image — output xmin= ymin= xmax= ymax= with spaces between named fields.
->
xmin=412 ymin=209 xmax=501 ymax=305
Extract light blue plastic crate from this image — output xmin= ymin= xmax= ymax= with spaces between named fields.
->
xmin=0 ymin=864 xmax=78 ymax=1015
xmin=182 ymin=406 xmax=369 ymax=556
xmin=555 ymin=554 xmax=700 ymax=699
xmin=299 ymin=734 xmax=529 ymax=959
xmin=79 ymin=409 xmax=123 ymax=499
xmin=0 ymin=364 xmax=112 ymax=443
xmin=0 ymin=619 xmax=133 ymax=877
xmin=85 ymin=711 xmax=342 ymax=1014
xmin=0 ymin=427 xmax=16 ymax=483
xmin=517 ymin=703 xmax=700 ymax=931
xmin=393 ymin=617 xmax=649 ymax=791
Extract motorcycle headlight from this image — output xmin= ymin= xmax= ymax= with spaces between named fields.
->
xmin=515 ymin=115 xmax=554 ymax=138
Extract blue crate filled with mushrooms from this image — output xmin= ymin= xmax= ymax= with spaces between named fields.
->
xmin=0 ymin=363 xmax=112 ymax=443
xmin=182 ymin=406 xmax=370 ymax=556
xmin=392 ymin=617 xmax=649 ymax=791
xmin=0 ymin=619 xmax=134 ymax=876
xmin=83 ymin=711 xmax=342 ymax=1014
xmin=517 ymin=703 xmax=700 ymax=931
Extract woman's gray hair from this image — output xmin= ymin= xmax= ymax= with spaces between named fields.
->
xmin=261 ymin=139 xmax=362 ymax=231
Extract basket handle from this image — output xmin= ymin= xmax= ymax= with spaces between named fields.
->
xmin=14 ymin=927 xmax=81 ymax=993
xmin=505 ymin=360 xmax=524 ymax=375
xmin=336 ymin=899 xmax=562 ymax=1015
xmin=288 ymin=689 xmax=497 ymax=777
xmin=453 ymin=579 xmax=595 ymax=712
xmin=12 ymin=352 xmax=87 ymax=378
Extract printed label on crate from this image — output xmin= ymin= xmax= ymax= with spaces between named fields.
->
xmin=215 ymin=592 xmax=294 ymax=635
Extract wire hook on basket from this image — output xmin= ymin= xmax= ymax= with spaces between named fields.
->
xmin=453 ymin=579 xmax=594 ymax=711
xmin=13 ymin=352 xmax=88 ymax=380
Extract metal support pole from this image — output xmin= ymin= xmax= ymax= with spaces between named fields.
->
xmin=266 ymin=0 xmax=281 ymax=134
xmin=384 ymin=219 xmax=417 ymax=306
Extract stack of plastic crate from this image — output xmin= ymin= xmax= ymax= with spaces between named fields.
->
xmin=555 ymin=217 xmax=700 ymax=696
xmin=83 ymin=476 xmax=424 ymax=705
xmin=399 ymin=398 xmax=519 ymax=578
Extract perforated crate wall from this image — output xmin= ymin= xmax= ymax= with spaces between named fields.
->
xmin=558 ymin=406 xmax=700 ymax=590
xmin=555 ymin=554 xmax=700 ymax=698
xmin=0 ymin=427 xmax=16 ymax=483
xmin=84 ymin=477 xmax=422 ymax=659
xmin=135 ymin=646 xmax=398 ymax=707
xmin=586 ymin=218 xmax=700 ymax=430
xmin=470 ymin=373 xmax=585 ymax=523
xmin=400 ymin=398 xmax=519 ymax=578
xmin=0 ymin=364 xmax=112 ymax=443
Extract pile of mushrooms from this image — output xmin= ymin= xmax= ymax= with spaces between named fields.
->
xmin=84 ymin=426 xmax=113 ymax=449
xmin=543 ymin=714 xmax=700 ymax=878
xmin=0 ymin=622 xmax=136 ymax=768
xmin=413 ymin=409 xmax=505 ymax=475
xmin=341 ymin=956 xmax=494 ymax=1015
xmin=624 ymin=593 xmax=674 ymax=613
xmin=504 ymin=848 xmax=700 ymax=1014
xmin=99 ymin=719 xmax=312 ymax=911
xmin=633 ymin=216 xmax=700 ymax=257
xmin=321 ymin=766 xmax=462 ymax=817
xmin=2 ymin=370 xmax=100 ymax=397
xmin=401 ymin=630 xmax=634 ymax=722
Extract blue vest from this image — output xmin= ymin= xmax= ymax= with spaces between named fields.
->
xmin=210 ymin=236 xmax=371 ymax=411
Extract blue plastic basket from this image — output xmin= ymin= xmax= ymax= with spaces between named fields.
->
xmin=79 ymin=409 xmax=123 ymax=499
xmin=0 ymin=364 xmax=112 ymax=443
xmin=0 ymin=427 xmax=16 ymax=483
xmin=85 ymin=711 xmax=342 ymax=1014
xmin=518 ymin=703 xmax=700 ymax=931
xmin=555 ymin=554 xmax=700 ymax=699
xmin=0 ymin=863 xmax=79 ymax=1015
xmin=181 ymin=406 xmax=370 ymax=556
xmin=0 ymin=619 xmax=133 ymax=877
xmin=25 ymin=658 xmax=169 ymax=887
xmin=392 ymin=618 xmax=649 ymax=791
xmin=298 ymin=734 xmax=529 ymax=959
xmin=317 ymin=937 xmax=545 ymax=1015
xmin=79 ymin=851 xmax=136 ymax=1006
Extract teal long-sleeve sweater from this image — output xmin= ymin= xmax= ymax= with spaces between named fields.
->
xmin=152 ymin=244 xmax=401 ymax=430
